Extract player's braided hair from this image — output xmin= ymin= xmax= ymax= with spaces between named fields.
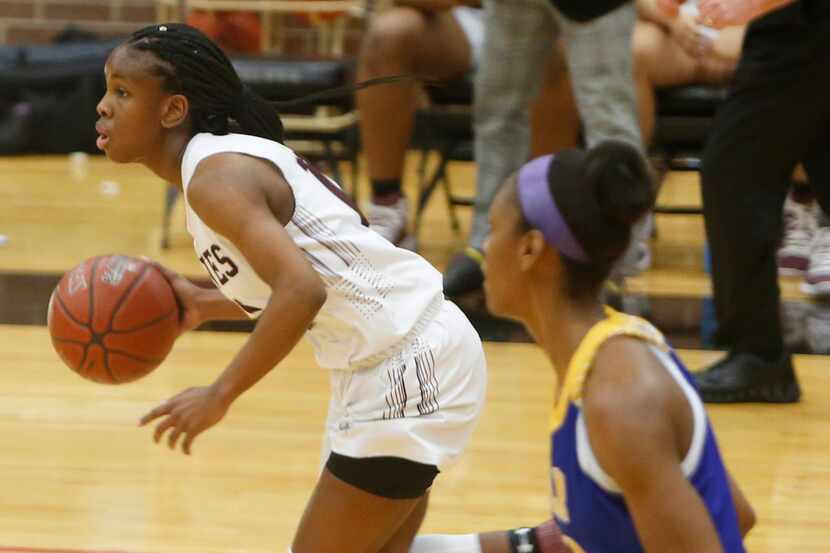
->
xmin=126 ymin=23 xmax=285 ymax=143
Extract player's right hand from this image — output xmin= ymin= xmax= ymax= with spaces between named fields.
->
xmin=144 ymin=259 xmax=204 ymax=336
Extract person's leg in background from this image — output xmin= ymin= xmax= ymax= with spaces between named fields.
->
xmin=557 ymin=2 xmax=651 ymax=278
xmin=694 ymin=74 xmax=829 ymax=402
xmin=632 ymin=13 xmax=743 ymax=145
xmin=528 ymin=40 xmax=581 ymax=159
xmin=357 ymin=6 xmax=473 ymax=248
xmin=632 ymin=19 xmax=736 ymax=145
xmin=559 ymin=3 xmax=641 ymax=150
xmin=443 ymin=0 xmax=558 ymax=297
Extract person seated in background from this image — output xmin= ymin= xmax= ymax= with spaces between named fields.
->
xmin=633 ymin=0 xmax=828 ymax=294
xmin=443 ymin=0 xmax=826 ymax=298
xmin=633 ymin=0 xmax=745 ymax=145
xmin=356 ymin=0 xmax=579 ymax=249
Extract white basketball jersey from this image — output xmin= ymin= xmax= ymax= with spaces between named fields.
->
xmin=181 ymin=132 xmax=445 ymax=370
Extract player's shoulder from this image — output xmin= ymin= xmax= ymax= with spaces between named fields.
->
xmin=187 ymin=151 xmax=293 ymax=229
xmin=583 ymin=336 xmax=675 ymax=428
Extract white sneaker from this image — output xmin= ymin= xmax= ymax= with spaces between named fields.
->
xmin=801 ymin=226 xmax=830 ymax=297
xmin=805 ymin=304 xmax=830 ymax=354
xmin=778 ymin=194 xmax=817 ymax=276
xmin=365 ymin=197 xmax=416 ymax=250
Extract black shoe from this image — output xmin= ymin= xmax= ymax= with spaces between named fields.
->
xmin=443 ymin=248 xmax=484 ymax=298
xmin=694 ymin=352 xmax=801 ymax=404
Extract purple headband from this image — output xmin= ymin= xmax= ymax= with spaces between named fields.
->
xmin=517 ymin=154 xmax=590 ymax=263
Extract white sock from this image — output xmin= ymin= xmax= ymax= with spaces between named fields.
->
xmin=409 ymin=534 xmax=482 ymax=553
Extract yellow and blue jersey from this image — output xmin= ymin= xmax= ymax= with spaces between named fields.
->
xmin=548 ymin=308 xmax=745 ymax=553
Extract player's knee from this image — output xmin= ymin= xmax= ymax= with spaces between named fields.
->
xmin=362 ymin=8 xmax=427 ymax=71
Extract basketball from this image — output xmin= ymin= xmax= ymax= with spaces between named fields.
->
xmin=47 ymin=255 xmax=180 ymax=384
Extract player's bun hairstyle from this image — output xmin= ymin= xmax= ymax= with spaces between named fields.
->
xmin=547 ymin=141 xmax=655 ymax=298
xmin=125 ymin=23 xmax=285 ymax=143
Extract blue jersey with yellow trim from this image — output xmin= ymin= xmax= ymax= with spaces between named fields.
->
xmin=548 ymin=309 xmax=745 ymax=553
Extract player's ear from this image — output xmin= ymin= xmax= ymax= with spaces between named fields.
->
xmin=517 ymin=229 xmax=547 ymax=272
xmin=161 ymin=94 xmax=188 ymax=129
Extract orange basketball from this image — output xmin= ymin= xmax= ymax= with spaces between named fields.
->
xmin=47 ymin=255 xmax=180 ymax=384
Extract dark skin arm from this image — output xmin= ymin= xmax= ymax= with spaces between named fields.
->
xmin=139 ymin=153 xmax=326 ymax=454
xmin=147 ymin=262 xmax=250 ymax=336
xmin=582 ymin=337 xmax=752 ymax=552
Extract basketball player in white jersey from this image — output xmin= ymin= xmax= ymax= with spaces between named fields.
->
xmin=94 ymin=23 xmax=487 ymax=553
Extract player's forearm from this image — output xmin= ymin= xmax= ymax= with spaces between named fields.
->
xmin=629 ymin=486 xmax=727 ymax=553
xmin=196 ymin=287 xmax=250 ymax=321
xmin=210 ymin=283 xmax=325 ymax=403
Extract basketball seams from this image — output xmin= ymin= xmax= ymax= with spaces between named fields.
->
xmin=88 ymin=257 xmax=102 ymax=331
xmin=50 ymin=255 xmax=178 ymax=384
xmin=108 ymin=308 xmax=177 ymax=335
xmin=99 ymin=261 xmax=153 ymax=384
xmin=87 ymin=257 xmax=120 ymax=383
xmin=106 ymin=263 xmax=151 ymax=333
xmin=103 ymin=349 xmax=120 ymax=384
xmin=107 ymin=349 xmax=164 ymax=364
xmin=53 ymin=280 xmax=93 ymax=374
xmin=51 ymin=337 xmax=89 ymax=347
xmin=52 ymin=293 xmax=90 ymax=337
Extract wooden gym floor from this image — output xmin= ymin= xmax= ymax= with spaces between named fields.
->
xmin=0 ymin=154 xmax=827 ymax=552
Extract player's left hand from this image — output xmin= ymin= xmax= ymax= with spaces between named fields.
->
xmin=139 ymin=385 xmax=231 ymax=455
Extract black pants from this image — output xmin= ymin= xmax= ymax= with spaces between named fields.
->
xmin=702 ymin=9 xmax=830 ymax=358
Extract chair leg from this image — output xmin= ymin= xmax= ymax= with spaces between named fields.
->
xmin=161 ymin=183 xmax=180 ymax=250
xmin=414 ymin=152 xmax=451 ymax=239
xmin=349 ymin=144 xmax=360 ymax=200
xmin=323 ymin=139 xmax=343 ymax=183
xmin=416 ymin=148 xmax=430 ymax=190
xmin=439 ymin=171 xmax=461 ymax=232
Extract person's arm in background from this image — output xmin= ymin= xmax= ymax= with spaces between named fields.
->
xmin=658 ymin=0 xmax=795 ymax=27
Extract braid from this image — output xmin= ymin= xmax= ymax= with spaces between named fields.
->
xmin=126 ymin=23 xmax=284 ymax=142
